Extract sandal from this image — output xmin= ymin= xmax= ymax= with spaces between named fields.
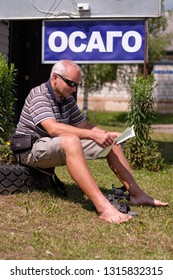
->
xmin=111 ymin=185 xmax=130 ymax=201
xmin=106 ymin=185 xmax=138 ymax=216
xmin=106 ymin=194 xmax=130 ymax=213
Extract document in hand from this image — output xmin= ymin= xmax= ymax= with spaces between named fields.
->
xmin=97 ymin=125 xmax=135 ymax=158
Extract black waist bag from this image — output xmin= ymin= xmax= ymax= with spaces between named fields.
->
xmin=10 ymin=134 xmax=38 ymax=153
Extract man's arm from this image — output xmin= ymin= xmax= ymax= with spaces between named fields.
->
xmin=40 ymin=118 xmax=95 ymax=138
xmin=76 ymin=119 xmax=105 ymax=131
xmin=40 ymin=118 xmax=120 ymax=148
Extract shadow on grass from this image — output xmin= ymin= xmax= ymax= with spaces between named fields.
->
xmin=41 ymin=181 xmax=113 ymax=214
xmin=156 ymin=141 xmax=173 ymax=166
xmin=47 ymin=186 xmax=92 ymax=213
xmin=47 ymin=182 xmax=140 ymax=217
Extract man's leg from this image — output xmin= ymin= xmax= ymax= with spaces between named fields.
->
xmin=107 ymin=144 xmax=168 ymax=206
xmin=60 ymin=135 xmax=132 ymax=223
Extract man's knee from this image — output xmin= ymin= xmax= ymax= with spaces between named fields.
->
xmin=60 ymin=135 xmax=82 ymax=152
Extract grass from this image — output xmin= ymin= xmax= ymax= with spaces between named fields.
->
xmin=0 ymin=112 xmax=173 ymax=260
xmin=88 ymin=111 xmax=173 ymax=127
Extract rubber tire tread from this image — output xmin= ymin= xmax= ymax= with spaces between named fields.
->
xmin=0 ymin=164 xmax=51 ymax=195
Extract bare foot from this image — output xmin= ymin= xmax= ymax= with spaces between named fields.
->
xmin=130 ymin=193 xmax=168 ymax=207
xmin=99 ymin=204 xmax=132 ymax=223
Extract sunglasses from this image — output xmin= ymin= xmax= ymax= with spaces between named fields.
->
xmin=56 ymin=73 xmax=78 ymax=88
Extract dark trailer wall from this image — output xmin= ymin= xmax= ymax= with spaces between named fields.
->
xmin=10 ymin=20 xmax=52 ymax=121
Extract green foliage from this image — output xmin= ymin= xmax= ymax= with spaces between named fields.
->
xmin=140 ymin=5 xmax=173 ymax=69
xmin=0 ymin=53 xmax=17 ymax=141
xmin=148 ymin=32 xmax=173 ymax=67
xmin=0 ymin=139 xmax=16 ymax=164
xmin=125 ymin=73 xmax=164 ymax=171
xmin=80 ymin=64 xmax=117 ymax=92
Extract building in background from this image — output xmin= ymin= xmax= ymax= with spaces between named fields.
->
xmin=153 ymin=12 xmax=173 ymax=113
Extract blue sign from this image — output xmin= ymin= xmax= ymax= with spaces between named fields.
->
xmin=42 ymin=20 xmax=146 ymax=64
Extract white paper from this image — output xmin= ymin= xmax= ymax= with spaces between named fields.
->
xmin=97 ymin=125 xmax=135 ymax=158
xmin=115 ymin=125 xmax=135 ymax=145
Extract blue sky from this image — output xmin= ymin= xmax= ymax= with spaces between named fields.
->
xmin=164 ymin=0 xmax=173 ymax=10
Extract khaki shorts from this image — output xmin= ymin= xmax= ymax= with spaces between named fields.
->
xmin=18 ymin=136 xmax=104 ymax=169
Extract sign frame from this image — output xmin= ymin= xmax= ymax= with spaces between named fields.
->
xmin=42 ymin=19 xmax=147 ymax=64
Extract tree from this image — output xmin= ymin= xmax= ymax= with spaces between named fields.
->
xmin=147 ymin=3 xmax=173 ymax=69
xmin=80 ymin=64 xmax=117 ymax=118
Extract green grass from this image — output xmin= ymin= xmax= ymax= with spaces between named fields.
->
xmin=88 ymin=111 xmax=173 ymax=126
xmin=0 ymin=112 xmax=173 ymax=260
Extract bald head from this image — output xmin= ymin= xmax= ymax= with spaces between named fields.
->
xmin=50 ymin=60 xmax=81 ymax=78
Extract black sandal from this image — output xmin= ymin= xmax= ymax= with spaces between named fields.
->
xmin=111 ymin=185 xmax=130 ymax=201
xmin=106 ymin=194 xmax=130 ymax=213
xmin=106 ymin=185 xmax=138 ymax=216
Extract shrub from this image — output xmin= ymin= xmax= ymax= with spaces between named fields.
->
xmin=0 ymin=53 xmax=17 ymax=142
xmin=0 ymin=138 xmax=16 ymax=164
xmin=125 ymin=73 xmax=164 ymax=171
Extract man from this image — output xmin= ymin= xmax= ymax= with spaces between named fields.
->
xmin=12 ymin=59 xmax=168 ymax=223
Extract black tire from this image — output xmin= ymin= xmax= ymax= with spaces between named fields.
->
xmin=0 ymin=164 xmax=51 ymax=195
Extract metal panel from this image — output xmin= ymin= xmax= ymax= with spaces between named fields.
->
xmin=0 ymin=21 xmax=9 ymax=61
xmin=0 ymin=0 xmax=161 ymax=20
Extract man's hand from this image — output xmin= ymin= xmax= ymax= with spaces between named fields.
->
xmin=93 ymin=131 xmax=121 ymax=148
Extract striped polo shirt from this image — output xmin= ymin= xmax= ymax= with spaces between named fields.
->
xmin=16 ymin=80 xmax=85 ymax=137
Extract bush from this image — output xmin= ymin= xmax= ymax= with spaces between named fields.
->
xmin=125 ymin=73 xmax=164 ymax=171
xmin=0 ymin=138 xmax=16 ymax=164
xmin=0 ymin=53 xmax=17 ymax=142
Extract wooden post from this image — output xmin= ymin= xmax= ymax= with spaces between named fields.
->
xmin=143 ymin=18 xmax=148 ymax=79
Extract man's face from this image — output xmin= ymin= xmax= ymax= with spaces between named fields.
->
xmin=52 ymin=66 xmax=81 ymax=99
